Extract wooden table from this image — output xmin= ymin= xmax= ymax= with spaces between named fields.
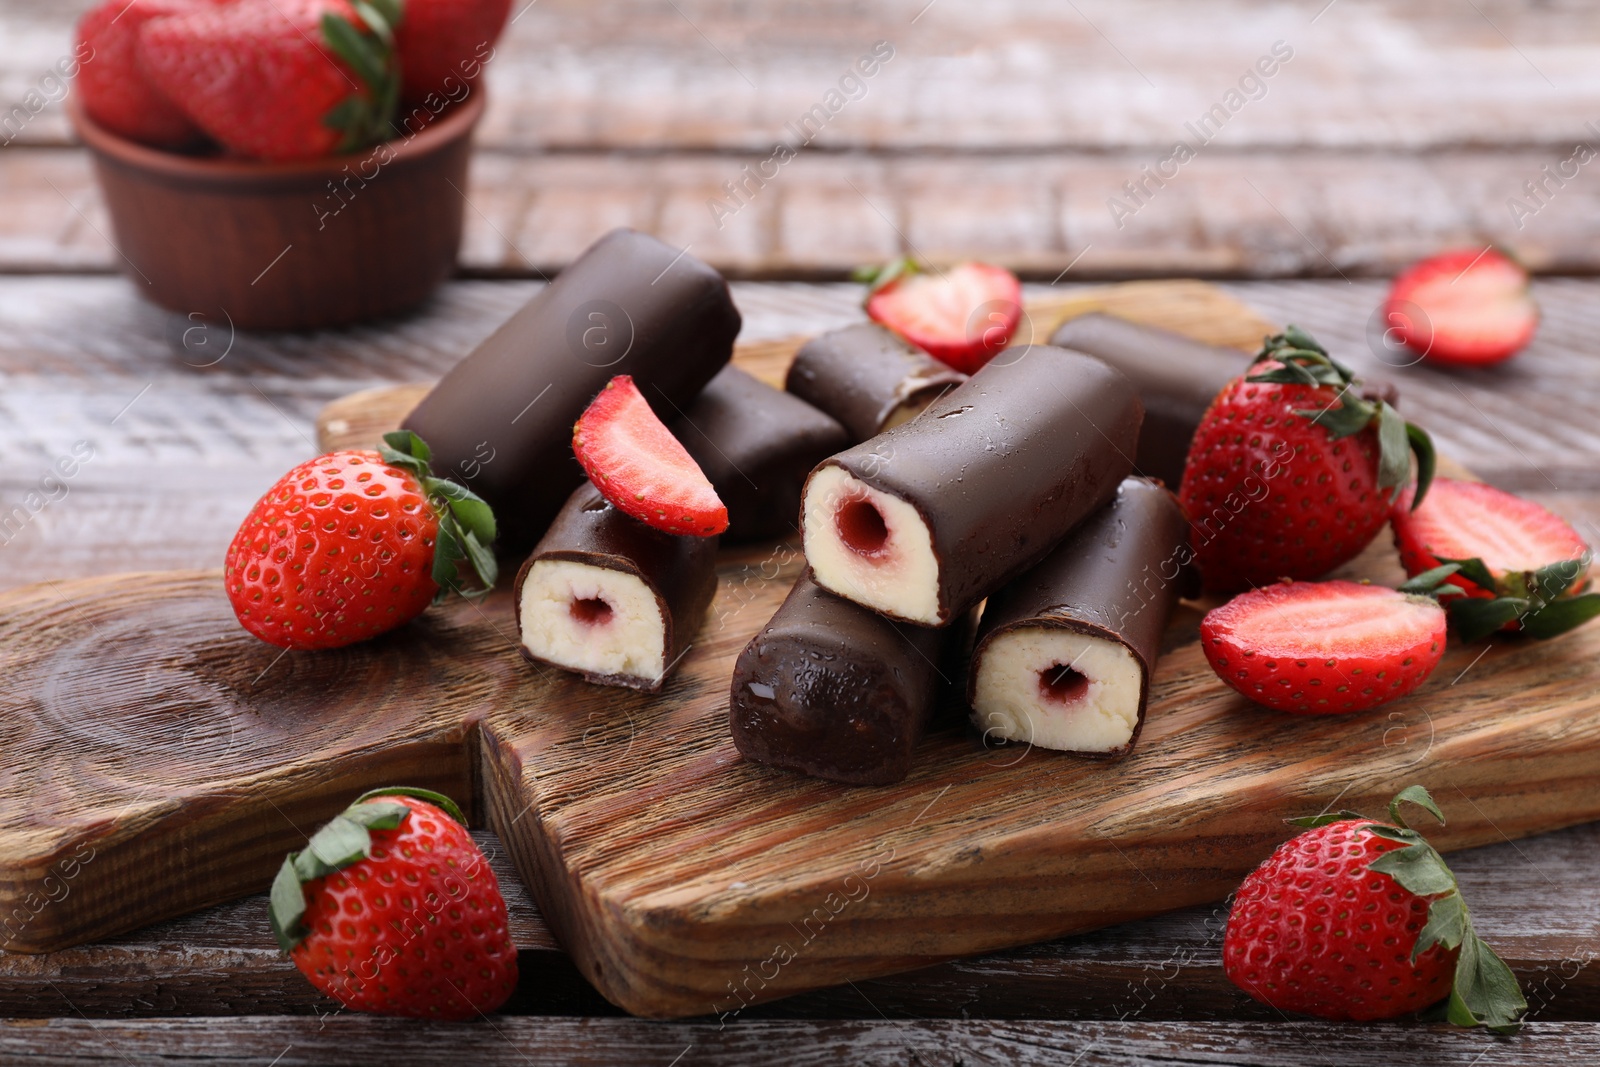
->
xmin=3 ymin=1 xmax=1599 ymax=1062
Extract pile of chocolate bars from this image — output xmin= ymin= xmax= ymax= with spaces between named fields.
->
xmin=402 ymin=229 xmax=1254 ymax=787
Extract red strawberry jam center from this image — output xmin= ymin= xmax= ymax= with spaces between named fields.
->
xmin=837 ymin=497 xmax=890 ymax=557
xmin=570 ymin=597 xmax=614 ymax=626
xmin=1038 ymin=664 xmax=1089 ymax=704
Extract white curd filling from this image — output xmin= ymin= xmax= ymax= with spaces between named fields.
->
xmin=519 ymin=559 xmax=666 ymax=684
xmin=802 ymin=464 xmax=942 ymax=625
xmin=971 ymin=628 xmax=1143 ymax=753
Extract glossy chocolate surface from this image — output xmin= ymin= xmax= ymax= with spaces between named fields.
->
xmin=673 ymin=367 xmax=849 ymax=543
xmin=730 ymin=571 xmax=948 ymax=785
xmin=812 ymin=344 xmax=1142 ymax=627
xmin=785 ymin=323 xmax=967 ymax=443
xmin=513 ymin=483 xmax=718 ymax=692
xmin=1049 ymin=313 xmax=1250 ymax=490
xmin=969 ymin=477 xmax=1193 ymax=755
xmin=404 ymin=229 xmax=740 ymax=551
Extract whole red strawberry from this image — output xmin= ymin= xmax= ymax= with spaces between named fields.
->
xmin=1225 ymin=786 xmax=1524 ymax=1031
xmin=75 ymin=0 xmax=213 ymax=148
xmin=1201 ymin=579 xmax=1448 ymax=714
xmin=395 ymin=0 xmax=510 ymax=107
xmin=860 ymin=258 xmax=1023 ymax=374
xmin=225 ymin=431 xmax=496 ymax=650
xmin=1180 ymin=327 xmax=1435 ymax=592
xmin=1390 ymin=477 xmax=1600 ymax=641
xmin=270 ymin=788 xmax=518 ymax=1020
xmin=138 ymin=0 xmax=402 ymax=161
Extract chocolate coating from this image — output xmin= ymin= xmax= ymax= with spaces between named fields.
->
xmin=513 ymin=483 xmax=717 ymax=692
xmin=969 ymin=477 xmax=1193 ymax=755
xmin=1049 ymin=313 xmax=1249 ymax=490
xmin=404 ymin=229 xmax=741 ymax=552
xmin=730 ymin=571 xmax=947 ymax=786
xmin=673 ymin=367 xmax=849 ymax=543
xmin=786 ymin=323 xmax=967 ymax=443
xmin=809 ymin=344 xmax=1143 ymax=627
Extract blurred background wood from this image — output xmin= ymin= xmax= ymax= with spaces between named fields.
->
xmin=6 ymin=0 xmax=1600 ymax=277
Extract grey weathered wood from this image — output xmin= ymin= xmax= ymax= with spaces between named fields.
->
xmin=6 ymin=0 xmax=1600 ymax=151
xmin=2 ymin=817 xmax=1595 ymax=1022
xmin=2 ymin=1016 xmax=1598 ymax=1065
xmin=8 ymin=145 xmax=1600 ymax=278
xmin=2 ymin=278 xmax=1598 ymax=605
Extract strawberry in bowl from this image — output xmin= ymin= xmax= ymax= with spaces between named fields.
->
xmin=68 ymin=0 xmax=510 ymax=328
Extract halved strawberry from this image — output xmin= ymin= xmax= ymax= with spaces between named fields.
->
xmin=1201 ymin=580 xmax=1448 ymax=714
xmin=860 ymin=259 xmax=1022 ymax=374
xmin=1391 ymin=477 xmax=1599 ymax=640
xmin=573 ymin=376 xmax=728 ymax=537
xmin=1383 ymin=248 xmax=1538 ymax=367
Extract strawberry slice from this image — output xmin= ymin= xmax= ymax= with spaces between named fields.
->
xmin=1383 ymin=248 xmax=1538 ymax=367
xmin=1391 ymin=477 xmax=1588 ymax=594
xmin=1200 ymin=580 xmax=1448 ymax=714
xmin=862 ymin=259 xmax=1022 ymax=374
xmin=572 ymin=376 xmax=728 ymax=537
xmin=1389 ymin=477 xmax=1600 ymax=640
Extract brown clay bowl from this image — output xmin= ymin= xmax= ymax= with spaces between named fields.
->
xmin=67 ymin=90 xmax=485 ymax=332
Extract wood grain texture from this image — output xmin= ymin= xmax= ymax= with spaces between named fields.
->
xmin=4 ymin=1017 xmax=1600 ymax=1066
xmin=14 ymin=145 xmax=1600 ymax=279
xmin=5 ymin=282 xmax=1600 ymax=1019
xmin=10 ymin=0 xmax=1600 ymax=279
xmin=7 ymin=0 xmax=1599 ymax=151
xmin=3 ymin=822 xmax=1596 ymax=1022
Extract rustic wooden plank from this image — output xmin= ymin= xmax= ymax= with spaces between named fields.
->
xmin=4 ymin=277 xmax=1600 ymax=602
xmin=11 ymin=146 xmax=1600 ymax=277
xmin=7 ymin=0 xmax=1600 ymax=152
xmin=3 ymin=1016 xmax=1599 ymax=1066
xmin=3 ymin=819 xmax=1596 ymax=1022
xmin=5 ymin=532 xmax=1600 ymax=1014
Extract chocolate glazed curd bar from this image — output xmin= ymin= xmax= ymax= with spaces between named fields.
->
xmin=800 ymin=345 xmax=1143 ymax=628
xmin=785 ymin=323 xmax=968 ymax=444
xmin=729 ymin=571 xmax=949 ymax=786
xmin=673 ymin=367 xmax=849 ymax=543
xmin=404 ymin=228 xmax=741 ymax=552
xmin=514 ymin=484 xmax=717 ymax=692
xmin=1049 ymin=313 xmax=1251 ymax=490
xmin=968 ymin=477 xmax=1193 ymax=756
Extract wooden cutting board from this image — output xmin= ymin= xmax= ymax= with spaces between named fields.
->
xmin=5 ymin=281 xmax=1600 ymax=1021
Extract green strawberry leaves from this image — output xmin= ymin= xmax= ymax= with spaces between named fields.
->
xmin=1397 ymin=562 xmax=1467 ymax=601
xmin=852 ymin=256 xmax=921 ymax=298
xmin=1315 ymin=785 xmax=1528 ymax=1034
xmin=269 ymin=786 xmax=467 ymax=954
xmin=1431 ymin=552 xmax=1600 ymax=641
xmin=320 ymin=0 xmax=405 ymax=154
xmin=1248 ymin=326 xmax=1435 ymax=508
xmin=380 ymin=430 xmax=498 ymax=602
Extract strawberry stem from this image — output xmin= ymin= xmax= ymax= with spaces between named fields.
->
xmin=852 ymin=256 xmax=920 ymax=298
xmin=380 ymin=430 xmax=498 ymax=600
xmin=319 ymin=1 xmax=405 ymax=154
xmin=1294 ymin=786 xmax=1527 ymax=1033
xmin=1436 ymin=551 xmax=1600 ymax=641
xmin=1248 ymin=326 xmax=1436 ymax=508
